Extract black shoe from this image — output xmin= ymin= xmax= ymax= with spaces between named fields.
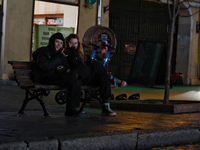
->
xmin=65 ymin=107 xmax=79 ymax=116
xmin=102 ymin=105 xmax=116 ymax=116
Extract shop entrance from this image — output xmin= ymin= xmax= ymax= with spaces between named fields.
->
xmin=32 ymin=0 xmax=79 ymax=55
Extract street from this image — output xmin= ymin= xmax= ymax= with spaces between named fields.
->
xmin=1 ymin=82 xmax=200 ymax=149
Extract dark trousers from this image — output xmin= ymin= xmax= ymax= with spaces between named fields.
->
xmin=83 ymin=60 xmax=111 ymax=103
xmin=87 ymin=73 xmax=111 ymax=103
xmin=41 ymin=73 xmax=81 ymax=107
xmin=67 ymin=79 xmax=81 ymax=107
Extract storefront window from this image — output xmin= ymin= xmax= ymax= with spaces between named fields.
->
xmin=37 ymin=0 xmax=79 ymax=5
xmin=33 ymin=0 xmax=78 ymax=53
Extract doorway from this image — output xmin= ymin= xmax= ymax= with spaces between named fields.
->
xmin=32 ymin=0 xmax=79 ymax=54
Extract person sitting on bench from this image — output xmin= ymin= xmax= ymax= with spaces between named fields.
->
xmin=32 ymin=32 xmax=89 ymax=116
xmin=64 ymin=34 xmax=116 ymax=116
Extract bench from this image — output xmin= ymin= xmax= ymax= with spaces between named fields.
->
xmin=8 ymin=61 xmax=102 ymax=116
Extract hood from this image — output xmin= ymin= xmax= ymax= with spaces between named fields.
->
xmin=48 ymin=32 xmax=64 ymax=55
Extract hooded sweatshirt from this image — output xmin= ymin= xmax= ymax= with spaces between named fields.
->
xmin=32 ymin=32 xmax=69 ymax=80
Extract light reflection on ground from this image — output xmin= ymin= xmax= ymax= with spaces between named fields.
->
xmin=111 ymin=86 xmax=200 ymax=101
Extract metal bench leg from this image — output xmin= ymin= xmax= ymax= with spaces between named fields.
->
xmin=18 ymin=89 xmax=50 ymax=116
xmin=36 ymin=95 xmax=50 ymax=117
xmin=78 ymin=90 xmax=91 ymax=113
xmin=79 ymin=98 xmax=87 ymax=113
xmin=18 ymin=90 xmax=30 ymax=114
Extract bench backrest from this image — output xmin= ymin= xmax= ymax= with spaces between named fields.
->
xmin=8 ymin=61 xmax=35 ymax=89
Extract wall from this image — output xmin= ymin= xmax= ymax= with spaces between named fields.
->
xmin=190 ymin=7 xmax=200 ymax=85
xmin=78 ymin=0 xmax=110 ymax=43
xmin=101 ymin=0 xmax=109 ymax=27
xmin=0 ymin=0 xmax=33 ymax=80
xmin=78 ymin=0 xmax=97 ymax=43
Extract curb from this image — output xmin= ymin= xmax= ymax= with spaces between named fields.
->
xmin=0 ymin=139 xmax=59 ymax=150
xmin=0 ymin=129 xmax=200 ymax=150
xmin=89 ymin=101 xmax=200 ymax=113
xmin=137 ymin=128 xmax=200 ymax=149
xmin=61 ymin=133 xmax=137 ymax=150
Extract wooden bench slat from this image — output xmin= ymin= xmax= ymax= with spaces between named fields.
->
xmin=13 ymin=66 xmax=31 ymax=70
xmin=18 ymin=85 xmax=35 ymax=88
xmin=17 ymin=80 xmax=34 ymax=84
xmin=17 ymin=83 xmax=35 ymax=87
xmin=32 ymin=85 xmax=101 ymax=90
xmin=19 ymin=84 xmax=35 ymax=87
xmin=8 ymin=61 xmax=33 ymax=65
xmin=16 ymin=75 xmax=31 ymax=79
xmin=14 ymin=70 xmax=31 ymax=74
xmin=34 ymin=85 xmax=61 ymax=90
xmin=12 ymin=64 xmax=32 ymax=67
xmin=81 ymin=86 xmax=100 ymax=90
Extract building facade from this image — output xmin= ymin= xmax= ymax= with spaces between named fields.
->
xmin=0 ymin=0 xmax=199 ymax=85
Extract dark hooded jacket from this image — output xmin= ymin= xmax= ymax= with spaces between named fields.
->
xmin=32 ymin=32 xmax=69 ymax=82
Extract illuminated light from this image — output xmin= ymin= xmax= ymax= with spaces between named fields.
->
xmin=171 ymin=91 xmax=200 ymax=101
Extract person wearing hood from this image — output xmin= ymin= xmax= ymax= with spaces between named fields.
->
xmin=32 ymin=32 xmax=81 ymax=116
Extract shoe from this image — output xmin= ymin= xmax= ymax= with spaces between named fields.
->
xmin=65 ymin=107 xmax=79 ymax=116
xmin=119 ymin=81 xmax=127 ymax=87
xmin=102 ymin=105 xmax=116 ymax=116
xmin=113 ymin=77 xmax=127 ymax=87
xmin=128 ymin=93 xmax=141 ymax=100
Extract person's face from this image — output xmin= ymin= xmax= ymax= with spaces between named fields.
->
xmin=55 ymin=39 xmax=63 ymax=51
xmin=69 ymin=38 xmax=78 ymax=49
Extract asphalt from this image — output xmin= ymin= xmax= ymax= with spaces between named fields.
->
xmin=1 ymin=80 xmax=200 ymax=150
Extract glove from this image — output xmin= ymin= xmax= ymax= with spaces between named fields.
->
xmin=68 ymin=47 xmax=78 ymax=57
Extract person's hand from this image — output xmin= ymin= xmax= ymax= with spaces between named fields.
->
xmin=66 ymin=69 xmax=70 ymax=73
xmin=61 ymin=48 xmax=68 ymax=57
xmin=68 ymin=47 xmax=77 ymax=57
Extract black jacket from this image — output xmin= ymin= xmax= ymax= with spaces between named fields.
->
xmin=32 ymin=46 xmax=69 ymax=81
xmin=66 ymin=48 xmax=108 ymax=85
xmin=32 ymin=32 xmax=69 ymax=82
xmin=67 ymin=47 xmax=82 ymax=70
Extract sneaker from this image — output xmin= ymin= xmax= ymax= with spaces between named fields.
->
xmin=113 ymin=77 xmax=127 ymax=87
xmin=65 ymin=107 xmax=79 ymax=116
xmin=119 ymin=81 xmax=127 ymax=87
xmin=102 ymin=105 xmax=116 ymax=116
